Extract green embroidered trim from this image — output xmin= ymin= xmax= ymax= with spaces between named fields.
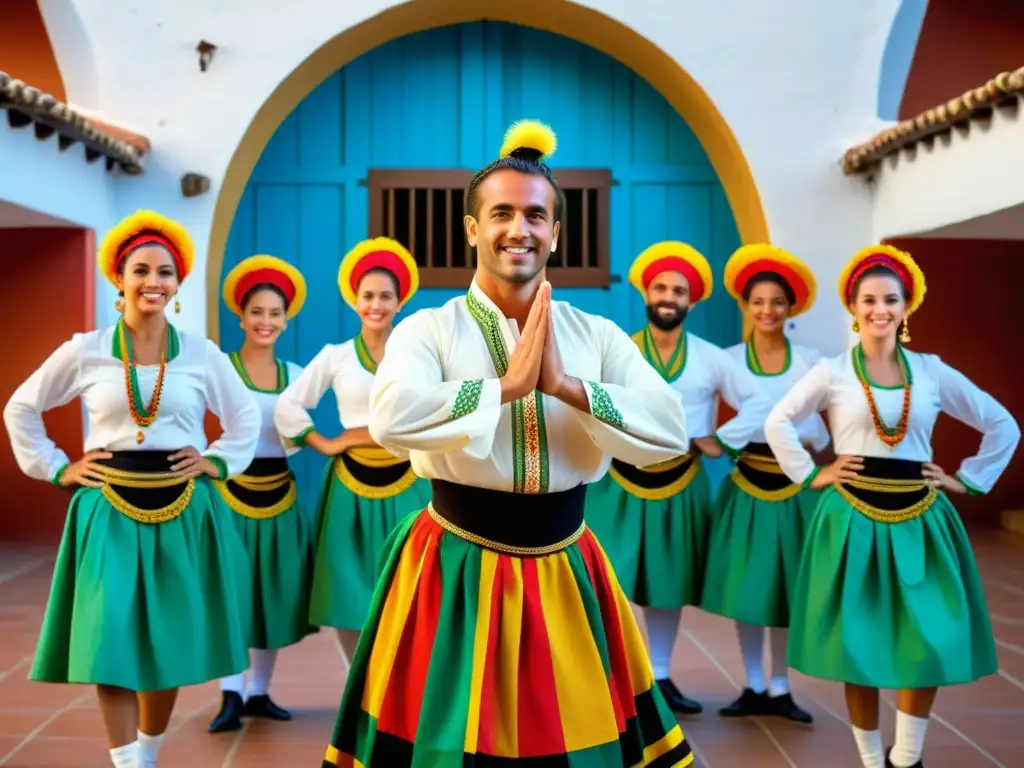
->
xmin=290 ymin=426 xmax=314 ymax=448
xmin=450 ymin=379 xmax=485 ymax=422
xmin=746 ymin=338 xmax=791 ymax=377
xmin=853 ymin=343 xmax=913 ymax=391
xmin=632 ymin=326 xmax=686 ymax=383
xmin=802 ymin=465 xmax=821 ymax=489
xmin=466 ymin=288 xmax=549 ymax=493
xmin=205 ymin=455 xmax=229 ymax=481
xmin=229 ymin=351 xmax=287 ymax=393
xmin=955 ymin=471 xmax=984 ymax=497
xmin=50 ymin=462 xmax=70 ymax=486
xmin=586 ymin=381 xmax=626 ymax=431
xmin=112 ymin=318 xmax=180 ymax=363
xmin=714 ymin=434 xmax=741 ymax=460
xmin=354 ymin=333 xmax=378 ymax=374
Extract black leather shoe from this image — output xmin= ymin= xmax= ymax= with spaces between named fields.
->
xmin=719 ymin=688 xmax=770 ymax=717
xmin=242 ymin=693 xmax=293 ymax=721
xmin=656 ymin=678 xmax=703 ymax=715
xmin=885 ymin=747 xmax=923 ymax=767
xmin=767 ymin=692 xmax=813 ymax=724
xmin=208 ymin=691 xmax=244 ymax=733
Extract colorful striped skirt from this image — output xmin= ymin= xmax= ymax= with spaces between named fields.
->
xmin=323 ymin=479 xmax=693 ymax=767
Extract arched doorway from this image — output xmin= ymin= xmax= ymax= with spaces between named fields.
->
xmin=217 ymin=21 xmax=753 ymax=497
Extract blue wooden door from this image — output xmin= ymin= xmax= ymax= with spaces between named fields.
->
xmin=221 ymin=21 xmax=742 ymax=499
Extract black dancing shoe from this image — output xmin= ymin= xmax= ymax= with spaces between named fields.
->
xmin=242 ymin=693 xmax=293 ymax=721
xmin=766 ymin=692 xmax=813 ymax=724
xmin=656 ymin=678 xmax=703 ymax=715
xmin=885 ymin=748 xmax=923 ymax=768
xmin=719 ymin=688 xmax=771 ymax=717
xmin=208 ymin=691 xmax=244 ymax=733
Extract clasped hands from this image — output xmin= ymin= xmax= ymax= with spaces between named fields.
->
xmin=499 ymin=282 xmax=572 ymax=404
xmin=810 ymin=455 xmax=967 ymax=494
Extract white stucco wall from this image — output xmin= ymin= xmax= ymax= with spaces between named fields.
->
xmin=21 ymin=0 xmax=907 ymax=356
xmin=869 ymin=97 xmax=1024 ymax=241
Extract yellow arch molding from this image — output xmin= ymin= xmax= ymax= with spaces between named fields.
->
xmin=207 ymin=0 xmax=769 ymax=341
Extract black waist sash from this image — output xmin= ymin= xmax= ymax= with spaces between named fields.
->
xmin=736 ymin=442 xmax=794 ymax=492
xmin=337 ymin=452 xmax=412 ymax=488
xmin=225 ymin=457 xmax=293 ymax=507
xmin=429 ymin=478 xmax=587 ymax=550
xmin=840 ymin=457 xmax=929 ymax=511
xmin=95 ymin=450 xmax=187 ymax=511
xmin=609 ymin=454 xmax=695 ymax=490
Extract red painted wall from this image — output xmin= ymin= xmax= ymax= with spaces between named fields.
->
xmin=0 ymin=1 xmax=66 ymax=101
xmin=887 ymin=238 xmax=1024 ymax=524
xmin=901 ymin=0 xmax=1024 ymax=119
xmin=0 ymin=227 xmax=94 ymax=544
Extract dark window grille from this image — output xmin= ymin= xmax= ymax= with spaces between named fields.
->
xmin=367 ymin=169 xmax=611 ymax=288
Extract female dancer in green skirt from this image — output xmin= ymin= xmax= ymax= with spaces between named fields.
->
xmin=274 ymin=237 xmax=430 ymax=664
xmin=765 ymin=244 xmax=1020 ymax=768
xmin=2 ymin=210 xmax=261 ymax=768
xmin=208 ymin=255 xmax=317 ymax=733
xmin=700 ymin=244 xmax=826 ymax=724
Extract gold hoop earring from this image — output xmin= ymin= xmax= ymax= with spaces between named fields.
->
xmin=852 ymin=318 xmax=860 ymax=333
xmin=174 ymin=299 xmax=181 ymax=314
xmin=115 ymin=297 xmax=125 ymax=313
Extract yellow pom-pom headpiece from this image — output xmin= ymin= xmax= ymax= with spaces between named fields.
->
xmin=499 ymin=119 xmax=557 ymax=162
xmin=222 ymin=255 xmax=307 ymax=319
xmin=338 ymin=237 xmax=420 ymax=312
xmin=724 ymin=243 xmax=817 ymax=318
xmin=838 ymin=244 xmax=926 ymax=317
xmin=629 ymin=241 xmax=714 ymax=303
xmin=97 ymin=210 xmax=195 ymax=287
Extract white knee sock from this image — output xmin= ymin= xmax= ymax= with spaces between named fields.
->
xmin=852 ymin=726 xmax=885 ymax=768
xmin=109 ymin=742 xmax=139 ymax=768
xmin=336 ymin=628 xmax=362 ymax=668
xmin=219 ymin=672 xmax=246 ymax=694
xmin=889 ymin=711 xmax=929 ymax=767
xmin=248 ymin=648 xmax=278 ymax=698
xmin=137 ymin=731 xmax=165 ymax=767
xmin=643 ymin=607 xmax=682 ymax=680
xmin=768 ymin=627 xmax=789 ymax=696
xmin=736 ymin=621 xmax=766 ymax=693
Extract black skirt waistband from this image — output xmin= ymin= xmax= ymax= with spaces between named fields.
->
xmin=241 ymin=457 xmax=291 ymax=477
xmin=226 ymin=456 xmax=294 ymax=508
xmin=742 ymin=442 xmax=774 ymax=458
xmin=610 ymin=454 xmax=695 ymax=490
xmin=337 ymin=452 xmax=411 ymax=489
xmin=95 ymin=451 xmax=188 ymax=511
xmin=842 ymin=457 xmax=929 ymax=511
xmin=429 ymin=479 xmax=586 ymax=552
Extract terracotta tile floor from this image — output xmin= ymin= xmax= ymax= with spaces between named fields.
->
xmin=2 ymin=527 xmax=1023 ymax=766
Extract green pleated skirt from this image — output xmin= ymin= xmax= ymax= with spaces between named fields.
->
xmin=701 ymin=470 xmax=819 ymax=628
xmin=213 ymin=459 xmax=317 ymax=651
xmin=585 ymin=455 xmax=710 ymax=609
xmin=323 ymin=508 xmax=693 ymax=767
xmin=30 ymin=476 xmax=252 ymax=692
xmin=788 ymin=485 xmax=998 ymax=688
xmin=308 ymin=450 xmax=432 ymax=630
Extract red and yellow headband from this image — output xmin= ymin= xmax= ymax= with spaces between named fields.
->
xmin=97 ymin=210 xmax=194 ymax=287
xmin=837 ymin=244 xmax=926 ymax=317
xmin=629 ymin=241 xmax=714 ymax=303
xmin=724 ymin=243 xmax=817 ymax=317
xmin=338 ymin=237 xmax=419 ymax=311
xmin=222 ymin=255 xmax=307 ymax=319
